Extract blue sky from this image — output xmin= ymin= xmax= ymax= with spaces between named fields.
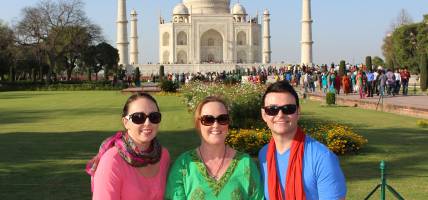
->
xmin=1 ymin=0 xmax=427 ymax=65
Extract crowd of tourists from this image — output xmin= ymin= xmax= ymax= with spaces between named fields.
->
xmin=146 ymin=64 xmax=412 ymax=99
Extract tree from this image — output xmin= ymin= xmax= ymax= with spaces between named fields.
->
xmin=372 ymin=56 xmax=385 ymax=69
xmin=420 ymin=52 xmax=427 ymax=91
xmin=16 ymin=0 xmax=99 ymax=83
xmin=389 ymin=9 xmax=413 ymax=32
xmin=81 ymin=45 xmax=97 ymax=81
xmin=365 ymin=56 xmax=373 ymax=71
xmin=391 ymin=24 xmax=419 ymax=72
xmin=0 ymin=21 xmax=15 ymax=81
xmin=95 ymin=42 xmax=119 ymax=80
xmin=57 ymin=24 xmax=102 ymax=80
xmin=339 ymin=60 xmax=346 ymax=76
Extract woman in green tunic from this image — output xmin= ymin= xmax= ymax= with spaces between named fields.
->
xmin=166 ymin=96 xmax=264 ymax=200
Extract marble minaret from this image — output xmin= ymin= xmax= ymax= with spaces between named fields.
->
xmin=130 ymin=9 xmax=139 ymax=65
xmin=117 ymin=0 xmax=129 ymax=67
xmin=301 ymin=0 xmax=313 ymax=66
xmin=262 ymin=9 xmax=271 ymax=64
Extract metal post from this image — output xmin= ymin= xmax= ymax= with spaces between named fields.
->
xmin=380 ymin=160 xmax=386 ymax=200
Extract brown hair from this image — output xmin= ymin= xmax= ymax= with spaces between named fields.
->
xmin=122 ymin=92 xmax=160 ymax=117
xmin=194 ymin=96 xmax=229 ymax=130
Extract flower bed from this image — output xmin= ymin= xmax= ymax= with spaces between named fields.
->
xmin=226 ymin=122 xmax=368 ymax=156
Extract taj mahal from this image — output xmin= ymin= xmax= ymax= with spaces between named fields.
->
xmin=116 ymin=0 xmax=313 ymax=75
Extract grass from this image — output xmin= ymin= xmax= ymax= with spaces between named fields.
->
xmin=0 ymin=91 xmax=427 ymax=199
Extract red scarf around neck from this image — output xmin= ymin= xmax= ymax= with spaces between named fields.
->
xmin=267 ymin=127 xmax=306 ymax=200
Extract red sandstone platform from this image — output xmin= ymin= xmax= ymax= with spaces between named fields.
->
xmin=121 ymin=83 xmax=161 ymax=93
xmin=305 ymin=91 xmax=428 ymax=119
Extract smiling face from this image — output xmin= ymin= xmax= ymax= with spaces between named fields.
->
xmin=198 ymin=101 xmax=229 ymax=145
xmin=261 ymin=92 xmax=300 ymax=137
xmin=122 ymin=98 xmax=160 ymax=150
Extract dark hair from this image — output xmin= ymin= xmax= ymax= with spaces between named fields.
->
xmin=262 ymin=80 xmax=300 ymax=107
xmin=122 ymin=93 xmax=160 ymax=117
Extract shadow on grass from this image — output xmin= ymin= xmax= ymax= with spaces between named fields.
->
xmin=0 ymin=129 xmax=199 ymax=200
xmin=0 ymin=107 xmax=123 ymax=125
xmin=297 ymin=114 xmax=428 ymax=184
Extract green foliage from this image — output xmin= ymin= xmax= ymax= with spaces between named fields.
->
xmin=182 ymin=82 xmax=266 ymax=128
xmin=420 ymin=52 xmax=428 ymax=91
xmin=160 ymin=79 xmax=179 ymax=92
xmin=0 ymin=22 xmax=15 ymax=80
xmin=134 ymin=67 xmax=141 ymax=87
xmin=326 ymin=92 xmax=336 ymax=105
xmin=372 ymin=56 xmax=385 ymax=68
xmin=339 ymin=60 xmax=346 ymax=76
xmin=391 ymin=24 xmax=420 ymax=72
xmin=365 ymin=56 xmax=373 ymax=71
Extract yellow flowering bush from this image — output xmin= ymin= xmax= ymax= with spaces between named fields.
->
xmin=226 ymin=128 xmax=271 ymax=156
xmin=416 ymin=119 xmax=428 ymax=128
xmin=226 ymin=122 xmax=368 ymax=156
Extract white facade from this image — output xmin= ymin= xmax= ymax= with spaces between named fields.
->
xmin=159 ymin=0 xmax=263 ymax=65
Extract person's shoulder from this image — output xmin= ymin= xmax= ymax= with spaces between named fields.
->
xmin=304 ymin=135 xmax=332 ymax=155
xmin=172 ymin=149 xmax=194 ymax=164
xmin=98 ymin=147 xmax=126 ymax=169
xmin=257 ymin=144 xmax=269 ymax=161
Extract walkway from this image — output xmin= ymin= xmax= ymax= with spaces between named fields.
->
xmin=303 ymin=90 xmax=428 ymax=119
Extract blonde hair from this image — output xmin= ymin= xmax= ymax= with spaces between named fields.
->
xmin=194 ymin=96 xmax=229 ymax=130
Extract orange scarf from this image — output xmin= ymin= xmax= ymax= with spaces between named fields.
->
xmin=267 ymin=127 xmax=306 ymax=200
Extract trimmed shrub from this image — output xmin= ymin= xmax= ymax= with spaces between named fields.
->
xmin=420 ymin=53 xmax=427 ymax=91
xmin=366 ymin=56 xmax=373 ymax=71
xmin=326 ymin=92 xmax=336 ymax=105
xmin=159 ymin=65 xmax=165 ymax=81
xmin=339 ymin=60 xmax=346 ymax=76
xmin=160 ymin=79 xmax=178 ymax=92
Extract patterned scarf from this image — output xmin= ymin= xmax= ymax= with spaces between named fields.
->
xmin=267 ymin=127 xmax=306 ymax=200
xmin=86 ymin=131 xmax=162 ymax=191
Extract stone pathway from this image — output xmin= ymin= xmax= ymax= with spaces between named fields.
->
xmin=302 ymin=90 xmax=428 ymax=119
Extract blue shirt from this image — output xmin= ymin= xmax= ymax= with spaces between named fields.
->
xmin=367 ymin=72 xmax=374 ymax=82
xmin=258 ymin=136 xmax=347 ymax=200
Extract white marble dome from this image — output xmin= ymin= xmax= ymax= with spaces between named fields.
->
xmin=183 ymin=0 xmax=230 ymax=14
xmin=173 ymin=3 xmax=189 ymax=15
xmin=231 ymin=3 xmax=246 ymax=15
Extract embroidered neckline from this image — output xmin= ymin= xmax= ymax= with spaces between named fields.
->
xmin=190 ymin=149 xmax=242 ymax=196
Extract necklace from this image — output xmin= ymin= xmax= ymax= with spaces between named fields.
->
xmin=198 ymin=145 xmax=227 ymax=180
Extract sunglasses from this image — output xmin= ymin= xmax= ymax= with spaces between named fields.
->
xmin=199 ymin=114 xmax=230 ymax=126
xmin=263 ymin=104 xmax=298 ymax=116
xmin=126 ymin=112 xmax=162 ymax=124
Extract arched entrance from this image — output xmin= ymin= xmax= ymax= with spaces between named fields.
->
xmin=237 ymin=50 xmax=247 ymax=63
xmin=177 ymin=51 xmax=187 ymax=64
xmin=200 ymin=29 xmax=223 ymax=63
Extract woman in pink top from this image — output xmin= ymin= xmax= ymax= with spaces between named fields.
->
xmin=86 ymin=93 xmax=170 ymax=200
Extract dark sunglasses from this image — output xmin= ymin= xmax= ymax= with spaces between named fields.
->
xmin=199 ymin=114 xmax=230 ymax=126
xmin=263 ymin=104 xmax=298 ymax=116
xmin=126 ymin=112 xmax=162 ymax=124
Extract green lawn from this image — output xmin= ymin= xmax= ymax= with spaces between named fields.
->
xmin=0 ymin=91 xmax=426 ymax=199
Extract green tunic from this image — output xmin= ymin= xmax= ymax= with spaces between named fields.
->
xmin=165 ymin=149 xmax=264 ymax=200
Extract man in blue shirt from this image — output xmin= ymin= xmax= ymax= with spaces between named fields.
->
xmin=259 ymin=80 xmax=347 ymax=200
xmin=366 ymin=70 xmax=375 ymax=97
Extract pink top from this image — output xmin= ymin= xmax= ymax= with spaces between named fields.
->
xmin=92 ymin=147 xmax=170 ymax=200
